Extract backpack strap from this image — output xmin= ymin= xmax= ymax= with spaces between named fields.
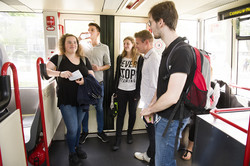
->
xmin=162 ymin=92 xmax=184 ymax=136
xmin=57 ymin=55 xmax=63 ymax=70
xmin=193 ymin=48 xmax=202 ymax=73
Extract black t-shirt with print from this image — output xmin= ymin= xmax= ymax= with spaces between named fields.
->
xmin=157 ymin=37 xmax=194 ymax=120
xmin=50 ymin=54 xmax=92 ymax=107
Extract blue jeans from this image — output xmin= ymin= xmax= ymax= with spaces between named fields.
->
xmin=155 ymin=116 xmax=189 ymax=166
xmin=59 ymin=104 xmax=86 ymax=153
xmin=82 ymin=83 xmax=104 ymax=133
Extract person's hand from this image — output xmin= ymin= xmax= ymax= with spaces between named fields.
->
xmin=60 ymin=71 xmax=72 ymax=79
xmin=92 ymin=64 xmax=99 ymax=71
xmin=141 ymin=108 xmax=154 ymax=124
xmin=79 ymin=32 xmax=90 ymax=40
xmin=75 ymin=77 xmax=84 ymax=85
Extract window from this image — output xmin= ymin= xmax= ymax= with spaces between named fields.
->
xmin=0 ymin=12 xmax=45 ymax=88
xmin=204 ymin=18 xmax=232 ymax=82
xmin=177 ymin=20 xmax=198 ymax=47
xmin=236 ymin=17 xmax=250 ymax=98
xmin=119 ymin=22 xmax=146 ymax=54
xmin=64 ymin=20 xmax=93 ymax=37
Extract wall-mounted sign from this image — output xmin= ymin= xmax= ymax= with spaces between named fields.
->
xmin=218 ymin=4 xmax=250 ymax=21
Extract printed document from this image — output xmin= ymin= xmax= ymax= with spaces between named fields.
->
xmin=69 ymin=70 xmax=83 ymax=81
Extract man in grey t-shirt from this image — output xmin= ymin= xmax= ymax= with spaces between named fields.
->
xmin=79 ymin=23 xmax=111 ymax=143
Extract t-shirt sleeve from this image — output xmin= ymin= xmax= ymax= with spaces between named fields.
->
xmin=169 ymin=47 xmax=193 ymax=75
xmin=49 ymin=54 xmax=59 ymax=67
xmin=85 ymin=57 xmax=93 ymax=70
xmin=103 ymin=45 xmax=111 ymax=66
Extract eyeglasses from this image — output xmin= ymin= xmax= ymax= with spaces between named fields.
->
xmin=147 ymin=20 xmax=151 ymax=27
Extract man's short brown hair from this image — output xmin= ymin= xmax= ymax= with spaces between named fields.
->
xmin=134 ymin=30 xmax=153 ymax=43
xmin=88 ymin=22 xmax=101 ymax=32
xmin=149 ymin=1 xmax=178 ymax=31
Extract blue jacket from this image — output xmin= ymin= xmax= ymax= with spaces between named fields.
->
xmin=77 ymin=74 xmax=102 ymax=111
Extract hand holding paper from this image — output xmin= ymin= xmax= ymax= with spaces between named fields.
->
xmin=69 ymin=70 xmax=83 ymax=81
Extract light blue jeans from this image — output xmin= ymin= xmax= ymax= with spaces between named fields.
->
xmin=59 ymin=104 xmax=86 ymax=153
xmin=155 ymin=116 xmax=189 ymax=166
xmin=82 ymin=83 xmax=104 ymax=133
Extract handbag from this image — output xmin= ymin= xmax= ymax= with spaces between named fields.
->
xmin=110 ymin=93 xmax=118 ymax=117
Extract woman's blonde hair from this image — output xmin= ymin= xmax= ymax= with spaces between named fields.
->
xmin=58 ymin=33 xmax=84 ymax=57
xmin=121 ymin=36 xmax=139 ymax=67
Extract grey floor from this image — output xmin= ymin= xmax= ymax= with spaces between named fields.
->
xmin=49 ymin=129 xmax=192 ymax=166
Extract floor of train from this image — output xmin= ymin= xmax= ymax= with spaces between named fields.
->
xmin=48 ymin=129 xmax=192 ymax=166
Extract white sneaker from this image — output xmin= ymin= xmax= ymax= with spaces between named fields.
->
xmin=134 ymin=152 xmax=150 ymax=163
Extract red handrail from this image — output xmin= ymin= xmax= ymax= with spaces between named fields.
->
xmin=59 ymin=24 xmax=64 ymax=35
xmin=229 ymin=84 xmax=250 ymax=91
xmin=244 ymin=116 xmax=250 ymax=166
xmin=0 ymin=148 xmax=2 ymax=166
xmin=210 ymin=107 xmax=250 ymax=133
xmin=36 ymin=58 xmax=50 ymax=166
xmin=1 ymin=62 xmax=28 ymax=166
xmin=210 ymin=107 xmax=250 ymax=166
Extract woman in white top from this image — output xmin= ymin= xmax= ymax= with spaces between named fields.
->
xmin=113 ymin=36 xmax=144 ymax=151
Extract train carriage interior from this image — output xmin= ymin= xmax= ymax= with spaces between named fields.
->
xmin=0 ymin=0 xmax=250 ymax=166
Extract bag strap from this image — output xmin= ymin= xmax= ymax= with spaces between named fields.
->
xmin=162 ymin=92 xmax=184 ymax=137
xmin=57 ymin=55 xmax=63 ymax=71
xmin=193 ymin=48 xmax=202 ymax=73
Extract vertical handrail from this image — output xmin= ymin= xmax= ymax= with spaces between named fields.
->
xmin=0 ymin=148 xmax=2 ymax=166
xmin=244 ymin=115 xmax=250 ymax=166
xmin=1 ymin=62 xmax=28 ymax=166
xmin=229 ymin=84 xmax=250 ymax=166
xmin=36 ymin=58 xmax=50 ymax=166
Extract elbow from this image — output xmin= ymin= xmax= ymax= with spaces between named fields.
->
xmin=168 ymin=93 xmax=181 ymax=106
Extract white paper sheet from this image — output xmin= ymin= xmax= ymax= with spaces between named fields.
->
xmin=69 ymin=70 xmax=83 ymax=81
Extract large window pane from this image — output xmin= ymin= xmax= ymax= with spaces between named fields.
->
xmin=238 ymin=18 xmax=250 ymax=37
xmin=65 ymin=20 xmax=93 ymax=37
xmin=204 ymin=18 xmax=232 ymax=82
xmin=0 ymin=13 xmax=45 ymax=87
xmin=237 ymin=40 xmax=250 ymax=97
xmin=177 ymin=20 xmax=198 ymax=47
xmin=120 ymin=22 xmax=146 ymax=54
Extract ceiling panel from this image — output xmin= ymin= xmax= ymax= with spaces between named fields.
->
xmin=0 ymin=0 xmax=248 ymax=19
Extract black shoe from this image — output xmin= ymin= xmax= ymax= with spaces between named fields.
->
xmin=69 ymin=153 xmax=80 ymax=165
xmin=97 ymin=131 xmax=109 ymax=142
xmin=79 ymin=132 xmax=88 ymax=144
xmin=112 ymin=137 xmax=121 ymax=151
xmin=76 ymin=146 xmax=87 ymax=159
xmin=127 ymin=134 xmax=133 ymax=144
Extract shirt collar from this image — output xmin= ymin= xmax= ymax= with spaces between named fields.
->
xmin=144 ymin=48 xmax=154 ymax=59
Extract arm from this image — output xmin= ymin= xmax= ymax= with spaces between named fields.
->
xmin=46 ymin=61 xmax=72 ymax=79
xmin=88 ymin=70 xmax=95 ymax=77
xmin=140 ymin=72 xmax=187 ymax=122
xmin=92 ymin=64 xmax=110 ymax=71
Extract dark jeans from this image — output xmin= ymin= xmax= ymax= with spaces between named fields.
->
xmin=116 ymin=89 xmax=139 ymax=137
xmin=143 ymin=117 xmax=155 ymax=166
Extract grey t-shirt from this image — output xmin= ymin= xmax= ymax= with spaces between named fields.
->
xmin=84 ymin=42 xmax=111 ymax=82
